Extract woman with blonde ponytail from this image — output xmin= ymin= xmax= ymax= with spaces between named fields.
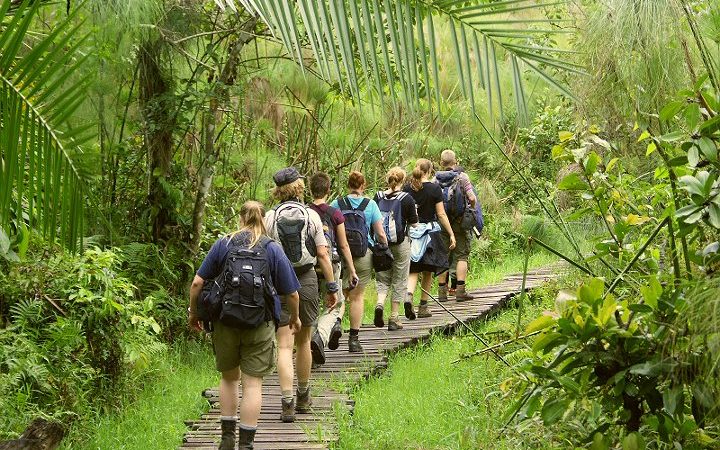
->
xmin=188 ymin=200 xmax=302 ymax=450
xmin=373 ymin=167 xmax=418 ymax=331
xmin=402 ymin=159 xmax=456 ymax=319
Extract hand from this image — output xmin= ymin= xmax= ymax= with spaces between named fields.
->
xmin=188 ymin=312 xmax=203 ymax=332
xmin=326 ymin=292 xmax=338 ymax=309
xmin=288 ymin=316 xmax=302 ymax=335
xmin=449 ymin=234 xmax=457 ymax=250
xmin=350 ymin=272 xmax=359 ymax=287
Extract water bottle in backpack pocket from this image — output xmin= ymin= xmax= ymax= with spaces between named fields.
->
xmin=337 ymin=197 xmax=370 ymax=257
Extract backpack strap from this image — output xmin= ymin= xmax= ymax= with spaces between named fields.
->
xmin=357 ymin=198 xmax=370 ymax=212
xmin=337 ymin=196 xmax=350 ymax=211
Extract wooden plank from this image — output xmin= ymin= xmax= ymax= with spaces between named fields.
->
xmin=179 ymin=268 xmax=559 ymax=449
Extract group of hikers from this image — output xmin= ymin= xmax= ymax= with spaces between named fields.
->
xmin=188 ymin=150 xmax=483 ymax=449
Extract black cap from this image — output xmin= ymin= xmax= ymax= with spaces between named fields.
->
xmin=273 ymin=167 xmax=304 ymax=187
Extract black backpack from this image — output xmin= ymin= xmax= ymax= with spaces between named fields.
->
xmin=375 ymin=191 xmax=409 ymax=245
xmin=198 ymin=235 xmax=277 ymax=329
xmin=313 ymin=204 xmax=340 ymax=263
xmin=337 ymin=197 xmax=370 ymax=258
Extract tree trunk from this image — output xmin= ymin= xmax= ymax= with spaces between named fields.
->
xmin=0 ymin=419 xmax=64 ymax=450
xmin=189 ymin=16 xmax=258 ymax=254
xmin=138 ymin=38 xmax=176 ymax=243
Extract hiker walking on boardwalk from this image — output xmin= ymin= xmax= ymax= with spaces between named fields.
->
xmin=330 ymin=171 xmax=388 ymax=353
xmin=373 ymin=167 xmax=418 ymax=331
xmin=188 ymin=201 xmax=300 ymax=450
xmin=403 ymin=159 xmax=455 ymax=319
xmin=264 ymin=167 xmax=339 ymax=423
xmin=306 ymin=172 xmax=359 ymax=365
xmin=435 ymin=149 xmax=478 ymax=302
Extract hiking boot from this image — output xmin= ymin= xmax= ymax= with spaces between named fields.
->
xmin=417 ymin=304 xmax=432 ymax=318
xmin=438 ymin=285 xmax=449 ymax=302
xmin=296 ymin=388 xmax=313 ymax=413
xmin=280 ymin=397 xmax=295 ymax=423
xmin=455 ymin=285 xmax=474 ymax=302
xmin=237 ymin=426 xmax=256 ymax=450
xmin=311 ymin=331 xmax=326 ymax=366
xmin=448 ymin=287 xmax=457 ymax=298
xmin=219 ymin=418 xmax=236 ymax=450
xmin=328 ymin=318 xmax=342 ymax=351
xmin=404 ymin=301 xmax=416 ymax=320
xmin=373 ymin=305 xmax=385 ymax=328
xmin=388 ymin=318 xmax=403 ymax=331
xmin=348 ymin=334 xmax=364 ymax=353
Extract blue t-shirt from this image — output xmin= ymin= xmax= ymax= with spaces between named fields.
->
xmin=331 ymin=196 xmax=382 ymax=246
xmin=197 ymin=234 xmax=301 ymax=319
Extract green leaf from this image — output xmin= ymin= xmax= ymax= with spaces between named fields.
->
xmin=658 ymin=131 xmax=685 ymax=142
xmin=0 ymin=228 xmax=9 ymax=254
xmin=559 ymin=130 xmax=574 ymax=142
xmin=622 ymin=432 xmax=645 ymax=450
xmin=590 ymin=433 xmax=609 ymax=450
xmin=693 ymin=381 xmax=715 ymax=408
xmin=645 ymin=142 xmax=657 ymax=156
xmin=640 ymin=276 xmax=662 ymax=309
xmin=541 ymin=398 xmax=570 ymax=425
xmin=709 ymin=203 xmax=720 ymax=229
xmin=585 ymin=152 xmax=600 ymax=175
xmin=628 ymin=361 xmax=662 ymax=376
xmin=526 ymin=315 xmax=556 ymax=334
xmin=532 ymin=331 xmax=562 ymax=353
xmin=663 ymin=385 xmax=684 ymax=416
xmin=659 ymin=101 xmax=685 ymax=122
xmin=637 ymin=130 xmax=651 ymax=142
xmin=698 ymin=137 xmax=718 ymax=161
xmin=558 ymin=173 xmax=588 ymax=191
xmin=578 ymin=278 xmax=604 ymax=303
xmin=679 ymin=175 xmax=705 ymax=197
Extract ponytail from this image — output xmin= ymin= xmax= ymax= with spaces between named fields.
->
xmin=233 ymin=200 xmax=267 ymax=247
xmin=411 ymin=158 xmax=433 ymax=191
xmin=386 ymin=166 xmax=406 ymax=190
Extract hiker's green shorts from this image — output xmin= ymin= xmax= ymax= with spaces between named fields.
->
xmin=441 ymin=222 xmax=471 ymax=262
xmin=342 ymin=251 xmax=373 ymax=288
xmin=212 ymin=321 xmax=276 ymax=376
xmin=279 ymin=268 xmax=319 ymax=327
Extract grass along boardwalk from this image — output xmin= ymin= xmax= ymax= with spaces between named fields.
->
xmin=180 ymin=267 xmax=560 ymax=449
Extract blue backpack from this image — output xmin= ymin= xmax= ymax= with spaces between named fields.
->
xmin=435 ymin=170 xmax=467 ymax=220
xmin=337 ymin=197 xmax=370 ymax=257
xmin=375 ymin=191 xmax=408 ymax=245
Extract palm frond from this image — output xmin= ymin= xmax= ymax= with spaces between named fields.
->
xmin=0 ymin=0 xmax=91 ymax=251
xmin=218 ymin=0 xmax=577 ymax=122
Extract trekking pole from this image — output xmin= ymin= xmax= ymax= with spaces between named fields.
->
xmin=419 ymin=286 xmax=513 ymax=369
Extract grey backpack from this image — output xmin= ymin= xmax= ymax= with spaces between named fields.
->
xmin=269 ymin=201 xmax=317 ymax=271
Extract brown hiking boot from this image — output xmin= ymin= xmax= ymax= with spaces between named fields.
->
xmin=388 ymin=318 xmax=403 ymax=331
xmin=438 ymin=285 xmax=449 ymax=302
xmin=417 ymin=304 xmax=432 ymax=318
xmin=448 ymin=287 xmax=457 ymax=298
xmin=296 ymin=388 xmax=313 ymax=413
xmin=455 ymin=285 xmax=474 ymax=302
xmin=280 ymin=398 xmax=295 ymax=423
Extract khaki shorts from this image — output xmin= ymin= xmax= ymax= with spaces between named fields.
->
xmin=342 ymin=251 xmax=373 ymax=289
xmin=375 ymin=240 xmax=411 ymax=303
xmin=441 ymin=222 xmax=471 ymax=262
xmin=279 ymin=268 xmax=319 ymax=327
xmin=212 ymin=321 xmax=276 ymax=376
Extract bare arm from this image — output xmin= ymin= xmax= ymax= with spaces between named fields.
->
xmin=315 ymin=245 xmax=338 ymax=308
xmin=372 ymin=219 xmax=388 ymax=245
xmin=336 ymin=223 xmax=357 ymax=276
xmin=283 ymin=291 xmax=301 ymax=334
xmin=435 ymin=201 xmax=456 ymax=249
xmin=188 ymin=274 xmax=204 ymax=331
xmin=467 ymin=191 xmax=477 ymax=208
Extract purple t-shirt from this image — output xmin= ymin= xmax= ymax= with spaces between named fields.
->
xmin=197 ymin=233 xmax=301 ymax=296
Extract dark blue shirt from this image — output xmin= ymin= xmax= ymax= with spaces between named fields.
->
xmin=197 ymin=233 xmax=301 ymax=319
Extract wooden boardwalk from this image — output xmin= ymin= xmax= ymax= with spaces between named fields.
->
xmin=180 ymin=267 xmax=559 ymax=449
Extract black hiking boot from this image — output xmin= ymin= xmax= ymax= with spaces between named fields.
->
xmin=373 ymin=305 xmax=385 ymax=328
xmin=311 ymin=331 xmax=326 ymax=365
xmin=296 ymin=388 xmax=313 ymax=413
xmin=237 ymin=426 xmax=256 ymax=450
xmin=404 ymin=301 xmax=416 ymax=321
xmin=328 ymin=318 xmax=342 ymax=351
xmin=219 ymin=418 xmax=236 ymax=450
xmin=280 ymin=397 xmax=295 ymax=423
xmin=348 ymin=334 xmax=364 ymax=353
